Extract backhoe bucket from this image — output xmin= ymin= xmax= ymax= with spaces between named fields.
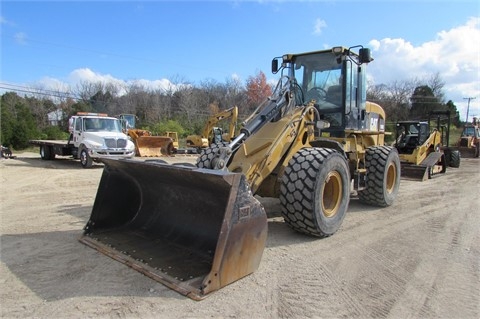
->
xmin=135 ymin=136 xmax=174 ymax=156
xmin=79 ymin=159 xmax=268 ymax=300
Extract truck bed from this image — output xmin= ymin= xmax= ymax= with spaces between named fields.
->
xmin=29 ymin=139 xmax=75 ymax=158
xmin=29 ymin=140 xmax=70 ymax=146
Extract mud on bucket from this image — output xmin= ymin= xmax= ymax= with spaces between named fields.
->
xmin=79 ymin=158 xmax=268 ymax=300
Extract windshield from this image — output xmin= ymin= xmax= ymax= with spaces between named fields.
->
xmin=121 ymin=114 xmax=136 ymax=129
xmin=83 ymin=118 xmax=122 ymax=132
xmin=293 ymin=52 xmax=343 ymax=108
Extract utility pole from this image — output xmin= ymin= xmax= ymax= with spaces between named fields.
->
xmin=464 ymin=97 xmax=476 ymax=123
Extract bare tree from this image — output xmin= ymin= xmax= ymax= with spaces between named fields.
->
xmin=426 ymin=72 xmax=445 ymax=103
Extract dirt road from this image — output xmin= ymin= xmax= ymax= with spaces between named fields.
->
xmin=1 ymin=153 xmax=479 ymax=319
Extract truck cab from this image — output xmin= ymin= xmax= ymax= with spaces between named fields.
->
xmin=69 ymin=112 xmax=135 ymax=167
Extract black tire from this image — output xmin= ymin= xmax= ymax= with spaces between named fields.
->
xmin=449 ymin=150 xmax=461 ymax=167
xmin=48 ymin=146 xmax=56 ymax=160
xmin=358 ymin=146 xmax=401 ymax=207
xmin=475 ymin=142 xmax=480 ymax=158
xmin=279 ymin=147 xmax=350 ymax=237
xmin=80 ymin=148 xmax=93 ymax=168
xmin=40 ymin=145 xmax=51 ymax=160
xmin=196 ymin=142 xmax=228 ymax=169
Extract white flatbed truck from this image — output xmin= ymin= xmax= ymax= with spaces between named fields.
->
xmin=30 ymin=112 xmax=135 ymax=168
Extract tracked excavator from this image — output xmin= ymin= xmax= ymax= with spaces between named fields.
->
xmin=80 ymin=46 xmax=401 ymax=300
xmin=118 ymin=114 xmax=175 ymax=156
xmin=186 ymin=106 xmax=239 ymax=151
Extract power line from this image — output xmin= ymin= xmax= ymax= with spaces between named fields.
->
xmin=0 ymin=83 xmax=81 ymax=100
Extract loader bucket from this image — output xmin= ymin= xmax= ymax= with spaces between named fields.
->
xmin=400 ymin=164 xmax=429 ymax=181
xmin=401 ymin=152 xmax=446 ymax=181
xmin=457 ymin=146 xmax=477 ymax=158
xmin=135 ymin=136 xmax=174 ymax=156
xmin=79 ymin=158 xmax=267 ymax=300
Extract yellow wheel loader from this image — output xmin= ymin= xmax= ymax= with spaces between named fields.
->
xmin=80 ymin=46 xmax=401 ymax=300
xmin=118 ymin=114 xmax=175 ymax=157
xmin=186 ymin=106 xmax=239 ymax=151
xmin=394 ymin=110 xmax=460 ymax=181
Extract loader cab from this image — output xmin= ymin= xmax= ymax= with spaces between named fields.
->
xmin=272 ymin=46 xmax=373 ymax=137
xmin=395 ymin=121 xmax=429 ymax=154
xmin=118 ymin=114 xmax=137 ymax=130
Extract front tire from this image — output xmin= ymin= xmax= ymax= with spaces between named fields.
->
xmin=80 ymin=149 xmax=93 ymax=168
xmin=358 ymin=146 xmax=400 ymax=207
xmin=449 ymin=150 xmax=461 ymax=167
xmin=279 ymin=147 xmax=350 ymax=237
xmin=196 ymin=142 xmax=228 ymax=169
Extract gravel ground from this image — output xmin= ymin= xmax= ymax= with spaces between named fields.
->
xmin=1 ymin=152 xmax=479 ymax=319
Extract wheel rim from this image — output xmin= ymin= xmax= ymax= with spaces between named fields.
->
xmin=81 ymin=151 xmax=87 ymax=165
xmin=322 ymin=171 xmax=342 ymax=218
xmin=386 ymin=162 xmax=397 ymax=194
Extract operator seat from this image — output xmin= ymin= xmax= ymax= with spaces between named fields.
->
xmin=326 ymin=85 xmax=342 ymax=106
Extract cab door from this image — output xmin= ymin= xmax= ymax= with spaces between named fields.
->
xmin=72 ymin=117 xmax=84 ymax=146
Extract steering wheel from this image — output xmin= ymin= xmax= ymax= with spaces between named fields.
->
xmin=305 ymin=87 xmax=327 ymax=102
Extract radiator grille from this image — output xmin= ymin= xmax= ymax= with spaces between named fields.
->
xmin=105 ymin=138 xmax=127 ymax=148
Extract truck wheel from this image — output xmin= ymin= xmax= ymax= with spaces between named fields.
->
xmin=279 ymin=147 xmax=350 ymax=238
xmin=48 ymin=146 xmax=56 ymax=160
xmin=80 ymin=149 xmax=93 ymax=168
xmin=475 ymin=143 xmax=480 ymax=158
xmin=196 ymin=142 xmax=228 ymax=169
xmin=449 ymin=150 xmax=461 ymax=167
xmin=40 ymin=145 xmax=51 ymax=160
xmin=358 ymin=146 xmax=400 ymax=207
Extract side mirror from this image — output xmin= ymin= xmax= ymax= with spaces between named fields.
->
xmin=272 ymin=58 xmax=279 ymax=74
xmin=359 ymin=48 xmax=373 ymax=64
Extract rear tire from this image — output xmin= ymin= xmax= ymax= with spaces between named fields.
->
xmin=80 ymin=148 xmax=93 ymax=168
xmin=358 ymin=146 xmax=400 ymax=207
xmin=279 ymin=147 xmax=350 ymax=237
xmin=40 ymin=145 xmax=51 ymax=160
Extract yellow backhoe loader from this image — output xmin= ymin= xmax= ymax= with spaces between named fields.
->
xmin=80 ymin=46 xmax=401 ymax=300
xmin=456 ymin=117 xmax=480 ymax=158
xmin=186 ymin=106 xmax=239 ymax=151
xmin=118 ymin=114 xmax=174 ymax=157
xmin=394 ymin=110 xmax=460 ymax=181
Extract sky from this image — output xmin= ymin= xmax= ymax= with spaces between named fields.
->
xmin=1 ymin=0 xmax=479 ymax=121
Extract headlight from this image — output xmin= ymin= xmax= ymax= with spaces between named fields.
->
xmin=89 ymin=142 xmax=104 ymax=149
